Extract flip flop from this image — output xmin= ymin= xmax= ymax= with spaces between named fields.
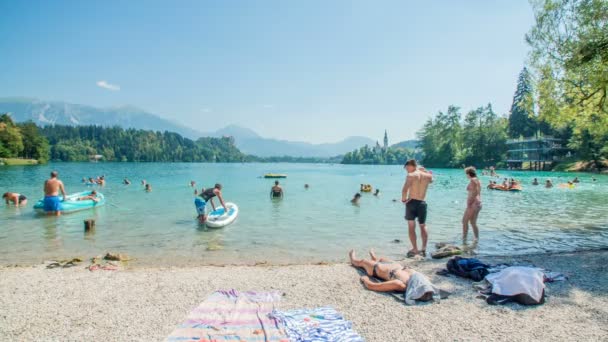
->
xmin=406 ymin=250 xmax=418 ymax=258
xmin=420 ymin=250 xmax=427 ymax=257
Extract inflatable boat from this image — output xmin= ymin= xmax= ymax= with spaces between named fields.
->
xmin=489 ymin=186 xmax=522 ymax=192
xmin=264 ymin=174 xmax=287 ymax=179
xmin=205 ymin=202 xmax=239 ymax=228
xmin=34 ymin=191 xmax=106 ymax=214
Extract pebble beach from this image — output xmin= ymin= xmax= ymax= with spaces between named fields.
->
xmin=1 ymin=250 xmax=606 ymax=341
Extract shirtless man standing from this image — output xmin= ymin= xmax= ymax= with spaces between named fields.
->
xmin=43 ymin=171 xmax=67 ymax=216
xmin=401 ymin=159 xmax=433 ymax=257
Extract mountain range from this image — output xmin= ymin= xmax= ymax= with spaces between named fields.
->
xmin=0 ymin=98 xmax=377 ymax=157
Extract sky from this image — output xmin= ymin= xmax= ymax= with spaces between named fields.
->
xmin=0 ymin=0 xmax=535 ymax=144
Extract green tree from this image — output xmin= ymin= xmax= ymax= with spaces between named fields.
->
xmin=17 ymin=121 xmax=50 ymax=163
xmin=508 ymin=67 xmax=537 ymax=138
xmin=527 ymin=0 xmax=608 ymax=169
xmin=0 ymin=114 xmax=24 ymax=158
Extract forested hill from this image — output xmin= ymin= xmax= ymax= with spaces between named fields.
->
xmin=40 ymin=125 xmax=246 ymax=162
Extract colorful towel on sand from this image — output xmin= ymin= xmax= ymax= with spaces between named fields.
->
xmin=270 ymin=307 xmax=364 ymax=342
xmin=166 ymin=289 xmax=288 ymax=342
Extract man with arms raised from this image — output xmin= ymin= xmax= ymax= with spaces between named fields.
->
xmin=43 ymin=171 xmax=67 ymax=216
xmin=402 ymin=159 xmax=433 ymax=257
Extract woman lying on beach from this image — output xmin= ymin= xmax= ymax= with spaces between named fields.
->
xmin=349 ymin=249 xmax=442 ymax=304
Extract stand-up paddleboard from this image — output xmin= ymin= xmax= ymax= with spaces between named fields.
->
xmin=34 ymin=191 xmax=105 ymax=214
xmin=205 ymin=202 xmax=238 ymax=228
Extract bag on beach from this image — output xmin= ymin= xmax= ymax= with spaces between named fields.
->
xmin=446 ymin=256 xmax=489 ymax=282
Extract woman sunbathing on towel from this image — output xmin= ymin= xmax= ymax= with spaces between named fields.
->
xmin=349 ymin=249 xmax=441 ymax=304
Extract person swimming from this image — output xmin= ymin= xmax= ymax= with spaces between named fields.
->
xmin=532 ymin=178 xmax=539 ymax=185
xmin=270 ymin=181 xmax=283 ymax=198
xmin=351 ymin=193 xmax=361 ymax=205
xmin=545 ymin=179 xmax=553 ymax=188
xmin=572 ymin=177 xmax=580 ymax=183
xmin=123 ymin=178 xmax=131 ymax=185
xmin=304 ymin=183 xmax=310 ymax=189
xmin=145 ymin=183 xmax=152 ymax=192
xmin=373 ymin=189 xmax=380 ymax=196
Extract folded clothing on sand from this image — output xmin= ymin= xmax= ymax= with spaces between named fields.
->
xmin=270 ymin=307 xmax=364 ymax=342
xmin=166 ymin=289 xmax=288 ymax=342
xmin=484 ymin=266 xmax=546 ymax=305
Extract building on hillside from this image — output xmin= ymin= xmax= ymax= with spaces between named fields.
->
xmin=506 ymin=136 xmax=569 ymax=170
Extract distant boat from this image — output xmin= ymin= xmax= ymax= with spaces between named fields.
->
xmin=264 ymin=173 xmax=287 ymax=179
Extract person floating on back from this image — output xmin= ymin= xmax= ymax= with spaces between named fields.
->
xmin=43 ymin=171 xmax=67 ymax=216
xmin=402 ymin=159 xmax=433 ymax=258
xmin=271 ymin=181 xmax=283 ymax=199
xmin=195 ymin=183 xmax=228 ymax=223
xmin=3 ymin=192 xmax=27 ymax=207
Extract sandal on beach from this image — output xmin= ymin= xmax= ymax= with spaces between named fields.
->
xmin=420 ymin=250 xmax=427 ymax=257
xmin=406 ymin=250 xmax=418 ymax=258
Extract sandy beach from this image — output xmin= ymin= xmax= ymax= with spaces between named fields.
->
xmin=1 ymin=250 xmax=607 ymax=341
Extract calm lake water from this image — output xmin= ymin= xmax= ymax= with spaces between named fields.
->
xmin=0 ymin=163 xmax=606 ymax=265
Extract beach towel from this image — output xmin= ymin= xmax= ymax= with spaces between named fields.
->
xmin=485 ymin=266 xmax=546 ymax=305
xmin=270 ymin=307 xmax=364 ymax=342
xmin=166 ymin=289 xmax=288 ymax=342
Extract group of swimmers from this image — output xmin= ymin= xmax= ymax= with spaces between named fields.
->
xmin=82 ymin=176 xmax=105 ymax=186
xmin=351 ymin=187 xmax=381 ymax=204
xmin=487 ymin=178 xmax=521 ymax=190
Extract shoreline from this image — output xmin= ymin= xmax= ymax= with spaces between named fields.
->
xmin=1 ymin=250 xmax=607 ymax=341
xmin=2 ymin=246 xmax=608 ymax=269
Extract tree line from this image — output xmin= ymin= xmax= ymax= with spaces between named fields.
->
xmin=1 ymin=114 xmax=247 ymax=163
xmin=341 ymin=146 xmax=415 ymax=165
xmin=0 ymin=114 xmax=50 ymax=163
xmin=418 ymin=0 xmax=607 ymax=170
xmin=40 ymin=125 xmax=246 ymax=162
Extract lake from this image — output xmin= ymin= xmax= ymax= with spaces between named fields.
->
xmin=1 ymin=163 xmax=606 ymax=265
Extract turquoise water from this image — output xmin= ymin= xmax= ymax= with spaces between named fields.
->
xmin=1 ymin=163 xmax=607 ymax=265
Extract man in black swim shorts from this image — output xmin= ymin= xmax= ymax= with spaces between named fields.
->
xmin=402 ymin=159 xmax=433 ymax=258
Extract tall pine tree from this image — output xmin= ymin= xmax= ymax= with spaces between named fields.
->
xmin=508 ymin=67 xmax=537 ymax=138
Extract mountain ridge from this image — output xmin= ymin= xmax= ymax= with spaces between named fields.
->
xmin=0 ymin=98 xmax=375 ymax=157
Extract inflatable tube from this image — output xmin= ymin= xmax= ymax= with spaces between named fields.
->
xmin=264 ymin=174 xmax=287 ymax=179
xmin=489 ymin=186 xmax=522 ymax=192
xmin=34 ymin=191 xmax=106 ymax=214
xmin=205 ymin=202 xmax=239 ymax=228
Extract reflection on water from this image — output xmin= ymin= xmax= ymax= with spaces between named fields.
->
xmin=0 ymin=162 xmax=607 ymax=265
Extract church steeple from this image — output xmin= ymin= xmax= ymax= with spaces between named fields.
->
xmin=383 ymin=130 xmax=389 ymax=150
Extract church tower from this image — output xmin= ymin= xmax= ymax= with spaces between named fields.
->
xmin=383 ymin=130 xmax=389 ymax=150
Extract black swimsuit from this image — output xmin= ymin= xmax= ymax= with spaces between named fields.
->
xmin=201 ymin=188 xmax=216 ymax=202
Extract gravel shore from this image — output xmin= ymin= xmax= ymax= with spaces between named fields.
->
xmin=1 ymin=250 xmax=607 ymax=341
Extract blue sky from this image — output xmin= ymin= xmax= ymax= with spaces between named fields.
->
xmin=0 ymin=0 xmax=534 ymax=144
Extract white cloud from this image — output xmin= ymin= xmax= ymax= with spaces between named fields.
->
xmin=96 ymin=80 xmax=120 ymax=91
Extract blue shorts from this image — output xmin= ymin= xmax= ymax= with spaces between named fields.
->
xmin=43 ymin=196 xmax=62 ymax=212
xmin=194 ymin=198 xmax=206 ymax=216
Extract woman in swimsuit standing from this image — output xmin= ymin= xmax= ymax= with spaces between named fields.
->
xmin=462 ymin=166 xmax=482 ymax=242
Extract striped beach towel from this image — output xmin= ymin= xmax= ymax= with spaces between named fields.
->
xmin=167 ymin=289 xmax=288 ymax=342
xmin=270 ymin=307 xmax=364 ymax=342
